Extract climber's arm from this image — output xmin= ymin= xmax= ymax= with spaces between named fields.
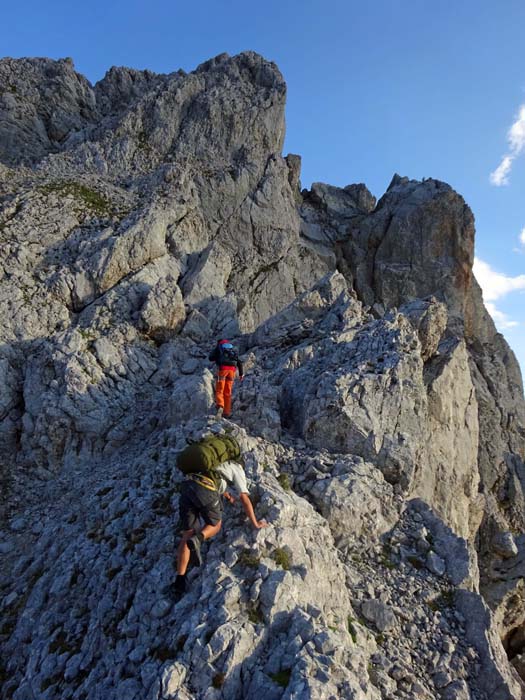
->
xmin=239 ymin=492 xmax=267 ymax=529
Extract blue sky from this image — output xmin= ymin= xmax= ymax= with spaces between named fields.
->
xmin=2 ymin=0 xmax=525 ymax=378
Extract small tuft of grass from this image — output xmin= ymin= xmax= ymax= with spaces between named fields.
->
xmin=237 ymin=548 xmax=260 ymax=570
xmin=381 ymin=558 xmax=396 ymax=569
xmin=151 ymin=493 xmax=174 ymax=516
xmin=152 ymin=645 xmax=176 ymax=662
xmin=440 ymin=590 xmax=454 ymax=606
xmin=272 ymin=547 xmax=291 ymax=570
xmin=427 ymin=590 xmax=455 ymax=612
xmin=40 ymin=673 xmax=64 ymax=692
xmin=176 ymin=634 xmax=188 ymax=653
xmin=277 ymin=473 xmax=291 ymax=491
xmin=407 ymin=555 xmax=424 ymax=570
xmin=96 ymin=486 xmax=112 ymax=497
xmin=347 ymin=616 xmax=358 ymax=644
xmin=106 ymin=567 xmax=121 ymax=581
xmin=247 ymin=605 xmax=264 ymax=625
xmin=136 ymin=130 xmax=153 ymax=153
xmin=379 ymin=543 xmax=396 ymax=569
xmin=1 ymin=618 xmax=16 ymax=637
xmin=78 ymin=328 xmax=97 ymax=341
xmin=269 ymin=669 xmax=292 ymax=688
xmin=48 ymin=630 xmax=74 ymax=655
xmin=212 ymin=672 xmax=226 ymax=689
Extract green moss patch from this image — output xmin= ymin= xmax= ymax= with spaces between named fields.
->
xmin=39 ymin=182 xmax=113 ymax=217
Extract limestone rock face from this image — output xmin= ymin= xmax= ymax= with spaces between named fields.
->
xmin=243 ymin=278 xmax=479 ymax=540
xmin=0 ymin=51 xmax=328 ymax=473
xmin=1 ymin=52 xmax=525 ymax=700
xmin=419 ymin=338 xmax=480 ymax=539
xmin=139 ymin=277 xmax=186 ymax=342
xmin=285 ymin=310 xmax=428 ymax=488
xmin=332 ymin=175 xmax=475 ymax=329
xmin=300 ymin=174 xmax=525 ymax=661
xmin=0 ymin=57 xmax=97 ymax=166
xmin=300 ymin=181 xmax=376 ymax=260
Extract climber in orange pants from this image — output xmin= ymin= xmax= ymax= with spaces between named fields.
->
xmin=209 ymin=339 xmax=244 ymax=418
xmin=215 ymin=368 xmax=236 ymax=417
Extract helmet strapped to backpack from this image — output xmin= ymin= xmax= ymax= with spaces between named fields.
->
xmin=217 ymin=340 xmax=238 ymax=366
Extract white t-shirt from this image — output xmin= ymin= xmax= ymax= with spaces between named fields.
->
xmin=216 ymin=460 xmax=249 ymax=495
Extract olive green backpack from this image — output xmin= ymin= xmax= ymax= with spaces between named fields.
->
xmin=176 ymin=434 xmax=242 ymax=476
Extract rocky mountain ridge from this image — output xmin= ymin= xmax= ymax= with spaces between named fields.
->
xmin=0 ymin=51 xmax=524 ymax=700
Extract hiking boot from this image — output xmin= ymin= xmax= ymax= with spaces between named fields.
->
xmin=162 ymin=575 xmax=186 ymax=600
xmin=216 ymin=407 xmax=223 ymax=419
xmin=173 ymin=575 xmax=187 ymax=594
xmin=187 ymin=535 xmax=203 ymax=567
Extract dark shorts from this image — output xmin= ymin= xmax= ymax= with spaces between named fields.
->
xmin=179 ymin=480 xmax=223 ymax=530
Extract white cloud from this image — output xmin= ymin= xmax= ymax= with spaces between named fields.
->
xmin=508 ymin=105 xmax=525 ymax=152
xmin=473 ymin=257 xmax=525 ymax=301
xmin=485 ymin=302 xmax=519 ymax=329
xmin=490 ymin=155 xmax=514 ymax=186
xmin=513 ymin=228 xmax=525 ymax=253
xmin=490 ymin=104 xmax=525 ymax=186
xmin=474 ymin=257 xmax=525 ymax=331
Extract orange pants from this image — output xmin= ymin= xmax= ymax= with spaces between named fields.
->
xmin=215 ymin=368 xmax=236 ymax=416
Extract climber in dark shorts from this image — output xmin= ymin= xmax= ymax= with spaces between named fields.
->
xmin=173 ymin=461 xmax=267 ymax=595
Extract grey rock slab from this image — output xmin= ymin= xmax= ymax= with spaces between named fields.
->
xmin=492 ymin=530 xmax=519 ymax=559
xmin=10 ymin=517 xmax=27 ymax=532
xmin=361 ymin=599 xmax=397 ymax=632
xmin=439 ymin=680 xmax=471 ymax=700
xmin=426 ymin=551 xmax=446 ymax=576
xmin=0 ymin=541 xmax=14 ymax=554
xmin=151 ymin=598 xmax=172 ymax=619
xmin=180 ymin=358 xmax=199 ymax=375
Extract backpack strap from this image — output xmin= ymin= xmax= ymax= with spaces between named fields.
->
xmin=187 ymin=473 xmax=220 ymax=492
